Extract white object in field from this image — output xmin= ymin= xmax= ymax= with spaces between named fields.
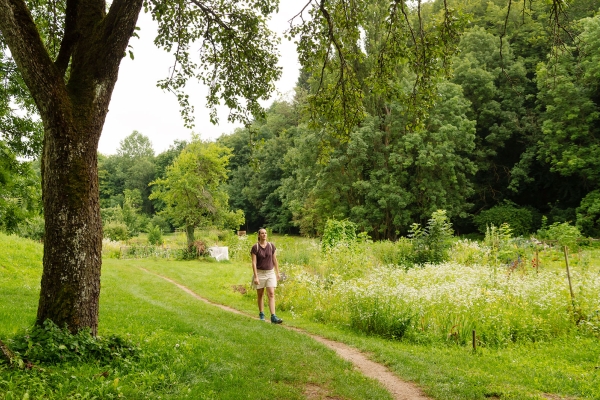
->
xmin=208 ymin=246 xmax=229 ymax=261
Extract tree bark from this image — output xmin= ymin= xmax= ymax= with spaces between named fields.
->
xmin=186 ymin=225 xmax=195 ymax=248
xmin=0 ymin=0 xmax=143 ymax=335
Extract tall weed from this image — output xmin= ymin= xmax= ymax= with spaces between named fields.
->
xmin=409 ymin=210 xmax=453 ymax=265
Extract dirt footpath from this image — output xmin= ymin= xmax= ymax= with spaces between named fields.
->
xmin=140 ymin=268 xmax=431 ymax=400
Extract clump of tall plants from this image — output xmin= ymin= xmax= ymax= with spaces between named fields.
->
xmin=408 ymin=210 xmax=454 ymax=265
xmin=321 ymin=219 xmax=358 ymax=252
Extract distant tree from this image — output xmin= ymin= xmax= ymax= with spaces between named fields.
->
xmin=536 ymin=14 xmax=600 ymax=186
xmin=155 ymin=140 xmax=188 ymax=180
xmin=150 ymin=138 xmax=244 ymax=247
xmin=117 ymin=130 xmax=155 ymax=159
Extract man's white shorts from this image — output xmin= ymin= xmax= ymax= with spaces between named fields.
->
xmin=252 ymin=269 xmax=277 ymax=289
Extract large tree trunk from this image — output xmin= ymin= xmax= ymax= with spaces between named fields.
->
xmin=37 ymin=119 xmax=103 ymax=334
xmin=0 ymin=0 xmax=143 ymax=335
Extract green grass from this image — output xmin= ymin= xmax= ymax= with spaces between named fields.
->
xmin=0 ymin=232 xmax=392 ymax=399
xmin=3 ymin=231 xmax=600 ymax=399
xmin=133 ymin=235 xmax=600 ymax=400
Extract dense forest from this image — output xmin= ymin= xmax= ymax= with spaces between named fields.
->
xmin=2 ymin=0 xmax=600 ymax=241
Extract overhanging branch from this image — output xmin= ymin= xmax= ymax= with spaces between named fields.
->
xmin=0 ymin=0 xmax=68 ymax=111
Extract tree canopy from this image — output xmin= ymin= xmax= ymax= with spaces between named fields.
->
xmin=150 ymin=137 xmax=244 ymax=246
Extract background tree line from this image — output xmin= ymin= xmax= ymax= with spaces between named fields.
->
xmin=220 ymin=0 xmax=600 ymax=239
xmin=3 ymin=0 xmax=600 ymax=245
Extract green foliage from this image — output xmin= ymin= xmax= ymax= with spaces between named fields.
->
xmin=5 ymin=320 xmax=139 ymax=365
xmin=150 ymin=137 xmax=244 ymax=246
xmin=116 ymin=130 xmax=154 ymax=159
xmin=408 ymin=210 xmax=454 ymax=265
xmin=16 ymin=215 xmax=45 ymax=241
xmin=0 ymin=144 xmax=42 ymax=235
xmin=218 ymin=101 xmax=299 ymax=233
xmin=146 ymin=225 xmax=164 ymax=246
xmin=103 ymin=221 xmax=129 ymax=242
xmin=484 ymin=223 xmax=513 ymax=265
xmin=541 ymin=222 xmax=583 ymax=251
xmin=577 ymin=190 xmax=600 ymax=238
xmin=149 ymin=214 xmax=172 ymax=233
xmin=473 ymin=202 xmax=534 ymax=236
xmin=98 ymin=132 xmax=157 ymax=214
xmin=321 ymin=219 xmax=358 ymax=252
xmin=122 ymin=189 xmax=147 ymax=236
xmin=348 ymin=296 xmax=413 ymax=340
xmin=0 ymin=49 xmax=43 ymax=159
xmin=290 ymin=0 xmax=466 ymax=140
xmin=148 ymin=0 xmax=281 ymax=127
xmin=536 ymin=14 xmax=600 ymax=185
xmin=370 ymin=239 xmax=414 ymax=268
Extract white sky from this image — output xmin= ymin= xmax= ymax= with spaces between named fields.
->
xmin=99 ymin=4 xmax=301 ymax=156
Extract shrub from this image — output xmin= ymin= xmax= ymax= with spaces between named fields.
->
xmin=321 ymin=219 xmax=357 ymax=252
xmin=473 ymin=201 xmax=533 ymax=236
xmin=7 ymin=319 xmax=140 ymax=365
xmin=409 ymin=210 xmax=453 ymax=265
xmin=544 ymin=222 xmax=582 ymax=251
xmin=103 ymin=221 xmax=129 ymax=241
xmin=449 ymin=239 xmax=487 ymax=266
xmin=348 ymin=295 xmax=413 ymax=340
xmin=577 ymin=190 xmax=600 ymax=238
xmin=147 ymin=224 xmax=164 ymax=246
xmin=16 ymin=215 xmax=45 ymax=241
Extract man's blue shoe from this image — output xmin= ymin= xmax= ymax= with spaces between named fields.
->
xmin=271 ymin=314 xmax=283 ymax=324
xmin=259 ymin=312 xmax=265 ymax=321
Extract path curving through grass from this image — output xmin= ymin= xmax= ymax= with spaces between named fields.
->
xmin=139 ymin=267 xmax=431 ymax=400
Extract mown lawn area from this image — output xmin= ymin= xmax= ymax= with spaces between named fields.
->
xmin=0 ymin=233 xmax=391 ymax=400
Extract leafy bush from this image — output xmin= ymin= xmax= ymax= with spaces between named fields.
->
xmin=540 ymin=221 xmax=582 ymax=251
xmin=409 ymin=210 xmax=453 ymax=265
xmin=103 ymin=221 xmax=129 ymax=241
xmin=16 ymin=215 xmax=45 ymax=241
xmin=6 ymin=319 xmax=140 ymax=365
xmin=321 ymin=219 xmax=357 ymax=252
xmin=577 ymin=190 xmax=600 ymax=238
xmin=147 ymin=224 xmax=164 ymax=246
xmin=473 ymin=202 xmax=533 ymax=236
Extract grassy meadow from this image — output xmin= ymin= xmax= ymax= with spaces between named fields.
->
xmin=0 ymin=232 xmax=391 ymax=400
xmin=2 ymin=230 xmax=600 ymax=399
